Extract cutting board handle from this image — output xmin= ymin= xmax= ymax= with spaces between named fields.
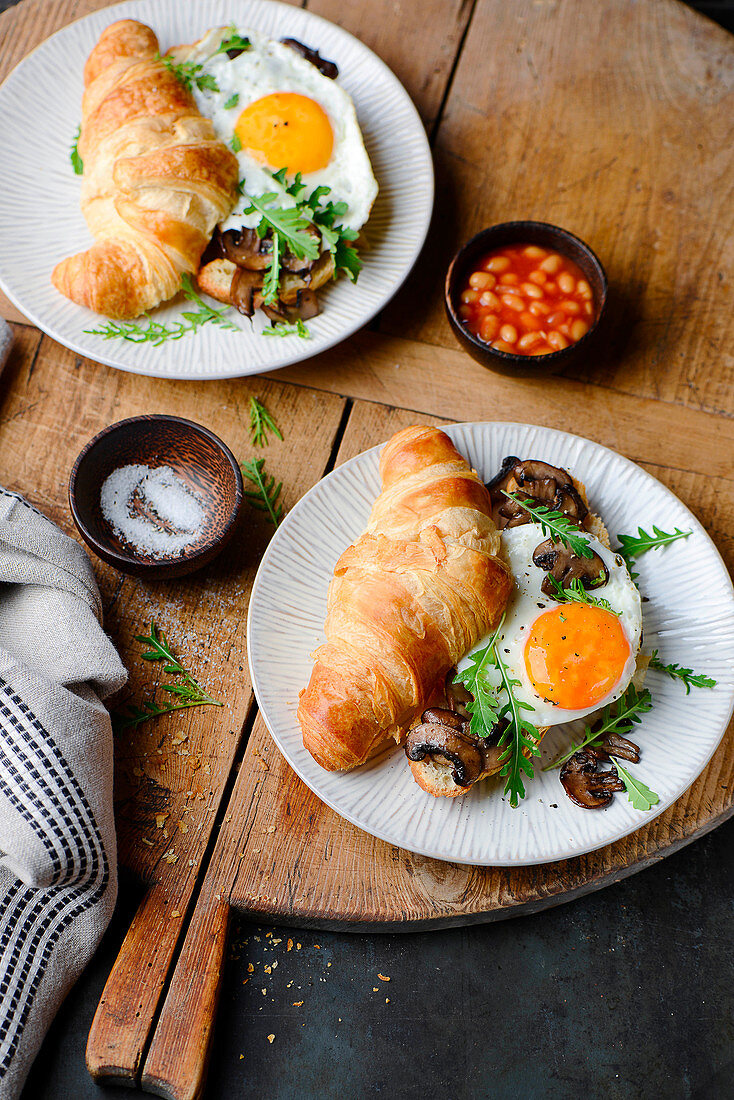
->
xmin=86 ymin=881 xmax=189 ymax=1085
xmin=140 ymin=892 xmax=230 ymax=1100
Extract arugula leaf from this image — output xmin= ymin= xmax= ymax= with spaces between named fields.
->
xmin=249 ymin=397 xmax=283 ymax=448
xmin=544 ymin=684 xmax=653 ymax=771
xmin=196 ymin=71 xmax=220 ymax=93
xmin=70 ymin=125 xmax=83 ymax=175
xmin=455 ymin=617 xmax=505 ymax=740
xmin=241 ymin=457 xmax=283 ymax=527
xmin=261 ymin=231 xmax=281 ymax=305
xmin=231 ymin=132 xmax=242 ymax=153
xmin=159 ymin=54 xmax=220 ymax=94
xmin=85 ymin=274 xmax=239 ymax=344
xmin=649 ymin=650 xmax=716 ymax=694
xmin=179 ymin=273 xmax=240 ymax=330
xmin=545 ymin=574 xmax=618 ymax=613
xmin=616 ymin=526 xmax=691 ymax=565
xmin=334 ymin=237 xmax=363 ymax=282
xmin=224 ymin=92 xmax=240 ymax=109
xmin=502 ymin=491 xmax=594 ymax=559
xmin=210 ymin=26 xmax=251 ymax=59
xmin=612 ymin=761 xmax=660 ymax=811
xmin=243 ymin=191 xmax=319 ymax=260
xmin=494 ymin=647 xmax=541 ymax=807
xmin=263 ymin=319 xmax=311 ymax=339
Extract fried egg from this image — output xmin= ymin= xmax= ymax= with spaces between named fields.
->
xmin=457 ymin=523 xmax=642 ymax=727
xmin=182 ymin=27 xmax=378 ymax=234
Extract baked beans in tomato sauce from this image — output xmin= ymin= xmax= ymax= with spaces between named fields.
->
xmin=459 ymin=245 xmax=596 ymax=355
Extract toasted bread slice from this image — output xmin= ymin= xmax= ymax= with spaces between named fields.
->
xmin=197 ymin=251 xmax=336 ymax=310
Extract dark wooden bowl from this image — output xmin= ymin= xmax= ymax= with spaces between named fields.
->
xmin=444 ymin=221 xmax=608 ymax=377
xmin=69 ymin=415 xmax=243 ymax=579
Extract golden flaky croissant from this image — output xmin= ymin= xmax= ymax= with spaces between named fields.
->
xmin=298 ymin=426 xmax=513 ymax=771
xmin=51 ymin=20 xmax=239 ymax=319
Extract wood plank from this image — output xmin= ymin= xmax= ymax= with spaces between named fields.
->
xmin=305 ymin=0 xmax=474 ymax=131
xmin=0 ymin=330 xmax=346 ymax=1086
xmin=269 ymin=329 xmax=734 ymax=517
xmin=378 ymin=0 xmax=734 ymax=415
xmin=0 ymin=291 xmax=31 ymax=327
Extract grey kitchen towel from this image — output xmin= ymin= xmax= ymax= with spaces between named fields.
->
xmin=0 ymin=485 xmax=126 ymax=1099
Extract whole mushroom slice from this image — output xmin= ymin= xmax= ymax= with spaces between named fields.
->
xmin=220 ymin=228 xmax=273 ymax=271
xmin=406 ymin=711 xmax=486 ymax=788
xmin=263 ymin=288 xmax=320 ymax=324
xmin=231 ymin=267 xmax=264 ymax=317
xmin=532 ymin=537 xmax=609 ymax=597
xmin=486 ymin=457 xmax=588 ymax=530
xmin=599 ymin=732 xmax=640 ymax=762
xmin=560 ymin=748 xmax=625 ymax=808
xmin=280 ymin=37 xmax=339 ymax=79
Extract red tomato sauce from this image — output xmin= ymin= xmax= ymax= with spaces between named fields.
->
xmin=459 ymin=245 xmax=597 ymax=355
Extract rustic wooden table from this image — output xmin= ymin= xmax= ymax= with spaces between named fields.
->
xmin=1 ymin=1 xmax=733 ymax=1098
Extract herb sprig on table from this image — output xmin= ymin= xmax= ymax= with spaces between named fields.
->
xmin=249 ymin=397 xmax=282 ymax=448
xmin=241 ymin=457 xmax=283 ymax=527
xmin=84 ymin=274 xmax=239 ymax=344
xmin=112 ymin=624 xmax=223 ymax=733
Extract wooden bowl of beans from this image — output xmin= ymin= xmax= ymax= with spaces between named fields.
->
xmin=445 ymin=221 xmax=608 ymax=376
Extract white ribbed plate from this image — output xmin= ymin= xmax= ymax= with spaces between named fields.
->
xmin=0 ymin=0 xmax=432 ymax=380
xmin=248 ymin=423 xmax=734 ymax=866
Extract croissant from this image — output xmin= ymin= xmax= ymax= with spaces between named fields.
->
xmin=51 ymin=20 xmax=239 ymax=319
xmin=298 ymin=426 xmax=513 ymax=771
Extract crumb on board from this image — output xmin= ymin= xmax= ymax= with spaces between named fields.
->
xmin=267 ymin=1034 xmax=275 ymax=1044
xmin=170 ymin=910 xmax=181 ymax=918
xmin=292 ymin=1001 xmax=304 ymax=1007
xmin=378 ymin=974 xmax=390 ymax=982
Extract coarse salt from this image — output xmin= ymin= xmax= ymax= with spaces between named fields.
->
xmin=100 ymin=464 xmax=206 ymax=559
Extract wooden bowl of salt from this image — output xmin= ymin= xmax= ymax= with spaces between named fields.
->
xmin=69 ymin=415 xmax=243 ymax=579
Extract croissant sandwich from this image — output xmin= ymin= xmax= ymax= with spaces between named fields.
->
xmin=298 ymin=426 xmax=513 ymax=771
xmin=51 ymin=20 xmax=239 ymax=319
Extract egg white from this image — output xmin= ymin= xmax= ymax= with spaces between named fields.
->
xmin=457 ymin=523 xmax=642 ymax=727
xmin=184 ymin=27 xmax=378 ymax=233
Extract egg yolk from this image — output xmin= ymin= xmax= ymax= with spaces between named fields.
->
xmin=234 ymin=93 xmax=334 ymax=175
xmin=524 ymin=603 xmax=631 ymax=711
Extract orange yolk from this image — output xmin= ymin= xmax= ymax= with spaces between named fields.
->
xmin=524 ymin=603 xmax=631 ymax=711
xmin=234 ymin=93 xmax=334 ymax=175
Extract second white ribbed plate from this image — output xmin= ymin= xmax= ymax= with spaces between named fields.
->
xmin=248 ymin=423 xmax=734 ymax=866
xmin=248 ymin=424 xmax=734 ymax=862
xmin=0 ymin=0 xmax=432 ymax=379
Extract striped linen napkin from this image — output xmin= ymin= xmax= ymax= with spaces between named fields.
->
xmin=0 ymin=322 xmax=126 ymax=1097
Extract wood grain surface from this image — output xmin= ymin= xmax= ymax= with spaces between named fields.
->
xmin=0 ymin=1 xmax=732 ymax=1099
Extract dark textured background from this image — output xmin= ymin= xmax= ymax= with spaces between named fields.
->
xmin=0 ymin=1 xmax=732 ymax=1097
